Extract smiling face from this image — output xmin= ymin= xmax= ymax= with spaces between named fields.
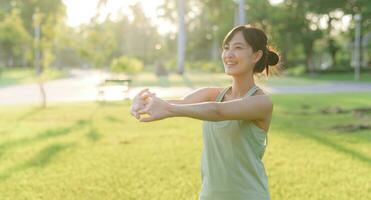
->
xmin=222 ymin=31 xmax=262 ymax=76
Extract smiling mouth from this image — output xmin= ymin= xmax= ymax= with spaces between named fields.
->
xmin=225 ymin=62 xmax=238 ymax=67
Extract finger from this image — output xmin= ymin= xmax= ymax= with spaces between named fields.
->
xmin=134 ymin=88 xmax=148 ymax=97
xmin=139 ymin=115 xmax=154 ymax=122
xmin=135 ymin=113 xmax=140 ymax=119
xmin=129 ymin=108 xmax=138 ymax=118
xmin=137 ymin=108 xmax=149 ymax=114
xmin=131 ymin=110 xmax=140 ymax=119
xmin=134 ymin=88 xmax=149 ymax=100
xmin=141 ymin=93 xmax=155 ymax=100
xmin=138 ymin=88 xmax=149 ymax=95
xmin=134 ymin=104 xmax=146 ymax=113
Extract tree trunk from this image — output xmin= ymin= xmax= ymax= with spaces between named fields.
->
xmin=305 ymin=50 xmax=314 ymax=74
xmin=38 ymin=80 xmax=47 ymax=108
xmin=177 ymin=0 xmax=186 ymax=75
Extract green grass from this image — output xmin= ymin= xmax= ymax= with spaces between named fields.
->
xmin=0 ymin=67 xmax=67 ymax=88
xmin=0 ymin=93 xmax=370 ymax=199
xmin=298 ymin=71 xmax=371 ymax=82
xmin=131 ymin=71 xmax=232 ymax=88
xmin=130 ymin=70 xmax=371 ymax=88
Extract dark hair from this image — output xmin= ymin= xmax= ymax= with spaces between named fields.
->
xmin=222 ymin=25 xmax=279 ymax=76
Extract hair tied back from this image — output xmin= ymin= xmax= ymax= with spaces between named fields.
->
xmin=267 ymin=50 xmax=279 ymax=66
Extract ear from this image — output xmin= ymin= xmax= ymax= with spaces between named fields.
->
xmin=253 ymin=50 xmax=263 ymax=64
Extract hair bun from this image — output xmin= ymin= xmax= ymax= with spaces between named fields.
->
xmin=267 ymin=50 xmax=279 ymax=66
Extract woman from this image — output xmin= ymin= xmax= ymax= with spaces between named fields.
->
xmin=130 ymin=24 xmax=279 ymax=200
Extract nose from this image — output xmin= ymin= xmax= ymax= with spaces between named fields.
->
xmin=223 ymin=49 xmax=234 ymax=59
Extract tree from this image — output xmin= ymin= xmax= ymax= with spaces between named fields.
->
xmin=0 ymin=9 xmax=31 ymax=67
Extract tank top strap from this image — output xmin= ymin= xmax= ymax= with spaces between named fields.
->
xmin=244 ymin=84 xmax=259 ymax=97
xmin=217 ymin=85 xmax=260 ymax=102
xmin=216 ymin=86 xmax=232 ymax=102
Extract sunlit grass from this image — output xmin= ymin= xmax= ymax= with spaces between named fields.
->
xmin=131 ymin=70 xmax=232 ymax=88
xmin=132 ymin=70 xmax=371 ymax=88
xmin=268 ymin=71 xmax=371 ymax=85
xmin=0 ymin=93 xmax=370 ymax=199
xmin=0 ymin=67 xmax=68 ymax=88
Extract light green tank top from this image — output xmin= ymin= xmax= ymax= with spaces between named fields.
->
xmin=199 ymin=85 xmax=270 ymax=200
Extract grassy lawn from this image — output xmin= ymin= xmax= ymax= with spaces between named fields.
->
xmin=0 ymin=93 xmax=370 ymax=200
xmin=268 ymin=71 xmax=371 ymax=85
xmin=0 ymin=67 xmax=369 ymax=89
xmin=130 ymin=70 xmax=232 ymax=88
xmin=130 ymin=70 xmax=371 ymax=88
xmin=0 ymin=67 xmax=67 ymax=88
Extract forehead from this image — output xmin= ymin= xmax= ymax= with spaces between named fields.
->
xmin=227 ymin=31 xmax=247 ymax=45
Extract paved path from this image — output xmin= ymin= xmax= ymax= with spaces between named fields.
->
xmin=0 ymin=69 xmax=370 ymax=105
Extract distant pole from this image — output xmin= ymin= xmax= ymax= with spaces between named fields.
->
xmin=33 ymin=8 xmax=46 ymax=108
xmin=33 ymin=10 xmax=41 ymax=75
xmin=34 ymin=23 xmax=41 ymax=75
xmin=354 ymin=14 xmax=361 ymax=81
xmin=234 ymin=0 xmax=246 ymax=26
xmin=177 ymin=0 xmax=186 ymax=75
xmin=238 ymin=0 xmax=245 ymax=25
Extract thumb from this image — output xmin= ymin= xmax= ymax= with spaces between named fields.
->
xmin=137 ymin=108 xmax=149 ymax=115
xmin=139 ymin=115 xmax=154 ymax=122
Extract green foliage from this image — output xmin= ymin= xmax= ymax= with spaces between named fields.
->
xmin=284 ymin=65 xmax=307 ymax=76
xmin=0 ymin=8 xmax=31 ymax=67
xmin=76 ymin=22 xmax=117 ymax=68
xmin=110 ymin=56 xmax=144 ymax=74
xmin=0 ymin=0 xmax=369 ymax=74
xmin=186 ymin=60 xmax=224 ymax=73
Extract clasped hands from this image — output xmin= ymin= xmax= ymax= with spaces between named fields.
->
xmin=130 ymin=88 xmax=172 ymax=122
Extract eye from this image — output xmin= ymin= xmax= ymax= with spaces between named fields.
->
xmin=223 ymin=45 xmax=229 ymax=50
xmin=235 ymin=46 xmax=242 ymax=49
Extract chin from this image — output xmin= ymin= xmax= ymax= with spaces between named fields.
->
xmin=225 ymin=68 xmax=239 ymax=76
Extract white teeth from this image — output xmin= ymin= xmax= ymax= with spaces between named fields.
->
xmin=226 ymin=62 xmax=237 ymax=65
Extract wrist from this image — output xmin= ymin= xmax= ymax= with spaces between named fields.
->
xmin=167 ymin=103 xmax=178 ymax=118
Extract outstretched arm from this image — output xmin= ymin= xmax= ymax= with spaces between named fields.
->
xmin=165 ymin=87 xmax=220 ymax=104
xmin=136 ymin=93 xmax=272 ymax=123
xmin=130 ymin=87 xmax=220 ymax=119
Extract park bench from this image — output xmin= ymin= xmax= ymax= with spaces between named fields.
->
xmin=97 ymin=76 xmax=132 ymax=101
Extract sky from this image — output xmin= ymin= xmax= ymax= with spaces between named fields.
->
xmin=62 ymin=0 xmax=176 ymax=34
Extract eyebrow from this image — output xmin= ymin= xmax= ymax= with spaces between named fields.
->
xmin=225 ymin=42 xmax=246 ymax=46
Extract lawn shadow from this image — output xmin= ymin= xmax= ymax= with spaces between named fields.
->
xmin=0 ymin=142 xmax=75 ymax=181
xmin=105 ymin=115 xmax=123 ymax=123
xmin=0 ymin=119 xmax=87 ymax=159
xmin=85 ymin=106 xmax=102 ymax=142
xmin=281 ymin=127 xmax=371 ymax=167
xmin=87 ymin=128 xmax=101 ymax=141
xmin=304 ymin=132 xmax=371 ymax=166
xmin=0 ymin=107 xmax=42 ymax=135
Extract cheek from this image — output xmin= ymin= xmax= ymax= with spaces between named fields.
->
xmin=235 ymin=51 xmax=251 ymax=64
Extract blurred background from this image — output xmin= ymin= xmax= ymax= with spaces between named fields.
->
xmin=0 ymin=0 xmax=370 ymax=104
xmin=0 ymin=1 xmax=370 ymax=200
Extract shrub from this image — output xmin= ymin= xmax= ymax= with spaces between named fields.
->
xmin=110 ymin=56 xmax=143 ymax=74
xmin=285 ymin=65 xmax=306 ymax=76
xmin=186 ymin=60 xmax=224 ymax=73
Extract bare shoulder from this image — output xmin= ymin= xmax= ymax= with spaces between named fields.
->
xmin=252 ymin=88 xmax=273 ymax=111
xmin=205 ymin=87 xmax=225 ymax=101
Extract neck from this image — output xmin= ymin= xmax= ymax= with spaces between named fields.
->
xmin=230 ymin=73 xmax=255 ymax=98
